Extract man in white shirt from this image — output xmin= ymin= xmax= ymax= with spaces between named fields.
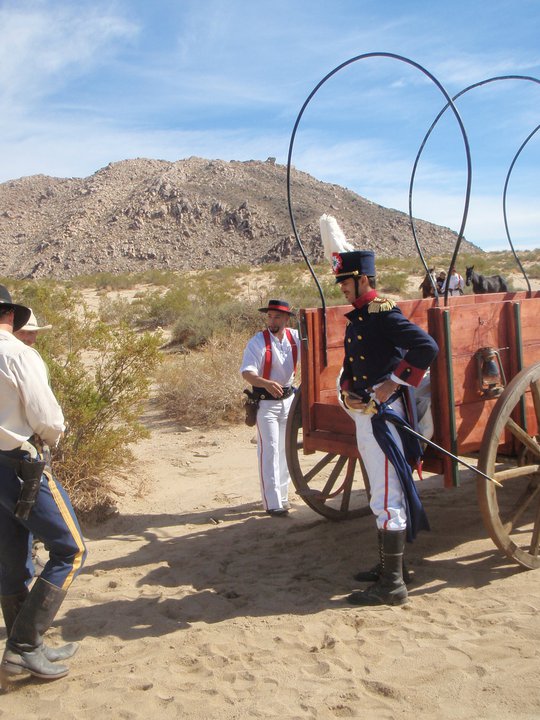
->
xmin=241 ymin=300 xmax=300 ymax=516
xmin=441 ymin=266 xmax=465 ymax=296
xmin=0 ymin=285 xmax=86 ymax=682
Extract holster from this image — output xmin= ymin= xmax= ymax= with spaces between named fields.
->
xmin=243 ymin=389 xmax=259 ymax=427
xmin=15 ymin=457 xmax=46 ymax=521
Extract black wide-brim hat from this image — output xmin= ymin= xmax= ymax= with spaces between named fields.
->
xmin=0 ymin=284 xmax=32 ymax=331
xmin=332 ymin=250 xmax=376 ymax=283
xmin=258 ymin=299 xmax=295 ymax=316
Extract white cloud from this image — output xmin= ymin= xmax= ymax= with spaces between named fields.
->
xmin=0 ymin=2 xmax=138 ymax=110
xmin=0 ymin=0 xmax=538 ymax=255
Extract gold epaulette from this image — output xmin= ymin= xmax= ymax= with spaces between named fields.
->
xmin=368 ymin=297 xmax=396 ymax=313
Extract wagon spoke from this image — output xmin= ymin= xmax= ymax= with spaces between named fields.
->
xmin=303 ymin=453 xmax=337 ymax=484
xmin=529 ymin=501 xmax=540 ymax=557
xmin=506 ymin=417 xmax=540 ymax=460
xmin=494 ymin=464 xmax=540 ymax=482
xmin=478 ymin=361 xmax=540 ymax=569
xmin=286 ymin=387 xmax=372 ymax=520
xmin=339 ymin=459 xmax=357 ymax=513
xmin=320 ymin=456 xmax=348 ymax=497
xmin=531 ymin=379 xmax=540 ymax=424
xmin=501 ymin=481 xmax=540 ymax=533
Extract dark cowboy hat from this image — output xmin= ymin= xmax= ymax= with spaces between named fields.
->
xmin=258 ymin=299 xmax=295 ymax=316
xmin=0 ymin=285 xmax=32 ymax=332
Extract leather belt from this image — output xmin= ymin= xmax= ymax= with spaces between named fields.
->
xmin=253 ymin=386 xmax=294 ymax=401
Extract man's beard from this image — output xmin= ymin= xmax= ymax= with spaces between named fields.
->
xmin=268 ymin=325 xmax=280 ymax=334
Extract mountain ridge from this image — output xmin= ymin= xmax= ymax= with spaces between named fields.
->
xmin=0 ymin=156 xmax=478 ymax=279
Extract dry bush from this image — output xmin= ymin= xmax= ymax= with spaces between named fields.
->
xmin=171 ymin=300 xmax=261 ymax=349
xmin=12 ymin=282 xmax=163 ymax=520
xmin=156 ymin=331 xmax=252 ymax=426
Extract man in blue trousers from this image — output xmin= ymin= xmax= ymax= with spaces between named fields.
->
xmin=0 ymin=285 xmax=87 ymax=682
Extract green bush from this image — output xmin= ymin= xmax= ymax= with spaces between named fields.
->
xmin=13 ymin=283 xmax=163 ymax=519
xmin=171 ymin=299 xmax=261 ymax=349
xmin=378 ymin=271 xmax=409 ymax=294
xmin=130 ymin=285 xmax=191 ymax=328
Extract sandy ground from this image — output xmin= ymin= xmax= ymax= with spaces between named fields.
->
xmin=2 ymin=396 xmax=540 ymax=720
xmin=3 ymin=276 xmax=540 ymax=718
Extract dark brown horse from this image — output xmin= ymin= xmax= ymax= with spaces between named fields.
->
xmin=465 ymin=266 xmax=508 ymax=294
xmin=419 ymin=269 xmax=437 ymax=298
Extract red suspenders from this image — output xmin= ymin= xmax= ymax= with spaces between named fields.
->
xmin=262 ymin=329 xmax=297 ymax=380
xmin=262 ymin=329 xmax=272 ymax=380
xmin=287 ymin=329 xmax=298 ymax=372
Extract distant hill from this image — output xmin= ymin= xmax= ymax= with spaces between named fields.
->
xmin=0 ymin=157 xmax=478 ymax=279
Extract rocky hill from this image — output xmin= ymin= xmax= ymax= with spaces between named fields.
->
xmin=0 ymin=157 xmax=478 ymax=279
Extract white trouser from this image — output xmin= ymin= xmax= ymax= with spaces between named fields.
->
xmin=256 ymin=396 xmax=294 ymax=511
xmin=346 ymin=397 xmax=407 ymax=531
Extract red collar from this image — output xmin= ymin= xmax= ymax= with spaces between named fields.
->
xmin=352 ymin=289 xmax=378 ymax=310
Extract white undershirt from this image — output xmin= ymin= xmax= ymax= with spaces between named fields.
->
xmin=240 ymin=328 xmax=300 ymax=386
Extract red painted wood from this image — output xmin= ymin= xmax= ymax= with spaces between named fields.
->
xmin=297 ymin=292 xmax=540 ymax=492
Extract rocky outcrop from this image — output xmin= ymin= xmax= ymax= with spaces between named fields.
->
xmin=0 ymin=157 xmax=478 ymax=279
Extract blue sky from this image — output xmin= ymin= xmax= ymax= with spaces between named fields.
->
xmin=1 ymin=0 xmax=539 ymax=251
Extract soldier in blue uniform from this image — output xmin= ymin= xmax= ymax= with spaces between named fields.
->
xmin=322 ymin=218 xmax=438 ymax=606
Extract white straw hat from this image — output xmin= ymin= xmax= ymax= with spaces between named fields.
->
xmin=18 ymin=309 xmax=52 ymax=332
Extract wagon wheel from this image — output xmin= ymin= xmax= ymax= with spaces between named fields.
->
xmin=285 ymin=387 xmax=372 ymax=520
xmin=478 ymin=361 xmax=540 ymax=569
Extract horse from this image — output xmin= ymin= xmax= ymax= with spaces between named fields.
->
xmin=465 ymin=266 xmax=508 ymax=294
xmin=419 ymin=268 xmax=438 ymax=298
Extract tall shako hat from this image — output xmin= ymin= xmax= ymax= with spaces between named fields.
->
xmin=319 ymin=214 xmax=375 ymax=283
xmin=0 ymin=285 xmax=31 ymax=332
xmin=258 ymin=299 xmax=295 ymax=316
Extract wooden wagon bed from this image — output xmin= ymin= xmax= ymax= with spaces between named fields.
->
xmin=286 ymin=290 xmax=540 ymax=568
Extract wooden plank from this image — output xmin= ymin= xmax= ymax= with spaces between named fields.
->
xmin=303 ymin=430 xmax=360 ymax=458
xmin=427 ymin=307 xmax=455 ymax=486
xmin=455 ymin=400 xmax=500 ymax=452
xmin=300 ymin=293 xmax=540 ymax=490
xmin=518 ymin=299 xmax=540 ymax=350
xmin=320 ymin=388 xmax=341 ymax=404
xmin=313 ymin=402 xmax=356 ymax=436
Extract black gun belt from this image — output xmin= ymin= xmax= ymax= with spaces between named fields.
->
xmin=253 ymin=386 xmax=294 ymax=401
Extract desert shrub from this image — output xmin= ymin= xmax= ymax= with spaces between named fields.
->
xmin=251 ymin=261 xmax=345 ymax=309
xmin=190 ymin=265 xmax=252 ymax=300
xmin=70 ymin=269 xmax=180 ymax=291
xmin=526 ymin=263 xmax=540 ymax=278
xmin=171 ymin=299 xmax=261 ymax=349
xmin=49 ymin=323 xmax=162 ymax=517
xmin=156 ymin=333 xmax=250 ymax=425
xmin=13 ymin=283 xmax=162 ymax=519
xmin=378 ymin=272 xmax=408 ymax=294
xmin=130 ymin=284 xmax=192 ymax=328
xmin=98 ymin=295 xmax=140 ymax=325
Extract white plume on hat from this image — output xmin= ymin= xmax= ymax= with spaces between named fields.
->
xmin=319 ymin=214 xmax=354 ymax=261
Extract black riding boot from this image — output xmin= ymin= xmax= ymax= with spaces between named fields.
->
xmin=347 ymin=530 xmax=408 ymax=607
xmin=1 ymin=589 xmax=78 ymax=663
xmin=1 ymin=578 xmax=70 ymax=679
xmin=353 ymin=529 xmax=412 ymax=585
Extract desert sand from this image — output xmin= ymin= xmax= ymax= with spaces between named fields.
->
xmin=3 ymin=275 xmax=540 ymax=718
xmin=2 ymin=394 xmax=540 ymax=720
